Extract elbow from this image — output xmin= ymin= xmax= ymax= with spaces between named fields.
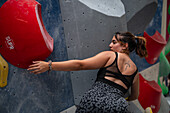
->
xmin=134 ymin=92 xmax=139 ymax=100
xmin=134 ymin=95 xmax=139 ymax=100
xmin=71 ymin=60 xmax=90 ymax=71
xmin=131 ymin=97 xmax=138 ymax=101
xmin=76 ymin=63 xmax=84 ymax=70
xmin=128 ymin=93 xmax=139 ymax=101
xmin=76 ymin=60 xmax=89 ymax=70
xmin=73 ymin=61 xmax=85 ymax=71
xmin=79 ymin=63 xmax=87 ymax=70
xmin=133 ymin=93 xmax=139 ymax=100
xmin=63 ymin=60 xmax=83 ymax=71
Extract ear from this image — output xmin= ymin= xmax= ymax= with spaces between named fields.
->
xmin=122 ymin=43 xmax=128 ymax=49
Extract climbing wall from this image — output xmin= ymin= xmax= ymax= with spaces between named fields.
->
xmin=0 ymin=0 xmax=74 ymax=113
xmin=0 ymin=0 xmax=169 ymax=113
xmin=59 ymin=0 xmax=158 ymax=105
xmin=59 ymin=0 xmax=169 ymax=113
xmin=59 ymin=0 xmax=128 ymax=104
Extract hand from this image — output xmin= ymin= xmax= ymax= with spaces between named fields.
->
xmin=27 ymin=61 xmax=49 ymax=74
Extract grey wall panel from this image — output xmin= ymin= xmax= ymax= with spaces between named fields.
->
xmin=78 ymin=0 xmax=125 ymax=17
xmin=122 ymin=0 xmax=157 ymax=22
xmin=59 ymin=0 xmax=127 ymax=104
xmin=158 ymin=95 xmax=169 ymax=113
xmin=122 ymin=0 xmax=158 ymax=34
xmin=128 ymin=101 xmax=143 ymax=113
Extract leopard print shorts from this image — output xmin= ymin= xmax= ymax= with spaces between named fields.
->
xmin=75 ymin=81 xmax=130 ymax=113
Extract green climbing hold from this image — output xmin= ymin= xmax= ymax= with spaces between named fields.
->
xmin=168 ymin=4 xmax=170 ymax=15
xmin=168 ymin=22 xmax=170 ymax=34
xmin=159 ymin=52 xmax=170 ymax=77
xmin=165 ymin=38 xmax=170 ymax=55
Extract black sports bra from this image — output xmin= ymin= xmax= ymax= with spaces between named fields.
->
xmin=96 ymin=52 xmax=138 ymax=94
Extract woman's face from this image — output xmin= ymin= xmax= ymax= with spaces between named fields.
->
xmin=109 ymin=36 xmax=125 ymax=52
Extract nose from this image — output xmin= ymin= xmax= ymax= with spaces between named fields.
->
xmin=109 ymin=43 xmax=112 ymax=47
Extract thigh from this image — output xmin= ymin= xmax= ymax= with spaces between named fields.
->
xmin=113 ymin=97 xmax=129 ymax=113
xmin=76 ymin=82 xmax=130 ymax=113
xmin=76 ymin=96 xmax=129 ymax=113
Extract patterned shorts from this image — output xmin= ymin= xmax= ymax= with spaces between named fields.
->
xmin=75 ymin=81 xmax=130 ymax=113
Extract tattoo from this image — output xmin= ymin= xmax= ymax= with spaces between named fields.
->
xmin=125 ymin=61 xmax=130 ymax=71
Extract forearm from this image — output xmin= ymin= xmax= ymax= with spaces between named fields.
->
xmin=127 ymin=73 xmax=139 ymax=101
xmin=126 ymin=95 xmax=138 ymax=101
xmin=51 ymin=60 xmax=83 ymax=71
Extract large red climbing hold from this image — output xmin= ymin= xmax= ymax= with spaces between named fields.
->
xmin=144 ymin=31 xmax=166 ymax=64
xmin=0 ymin=0 xmax=54 ymax=69
xmin=138 ymin=73 xmax=162 ymax=113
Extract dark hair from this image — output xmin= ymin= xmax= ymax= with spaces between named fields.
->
xmin=114 ymin=32 xmax=148 ymax=57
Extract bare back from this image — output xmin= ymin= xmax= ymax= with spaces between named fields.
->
xmin=104 ymin=52 xmax=137 ymax=89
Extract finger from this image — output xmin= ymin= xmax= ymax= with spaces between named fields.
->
xmin=27 ymin=66 xmax=40 ymax=71
xmin=29 ymin=63 xmax=40 ymax=68
xmin=33 ymin=61 xmax=43 ymax=63
xmin=30 ymin=69 xmax=41 ymax=74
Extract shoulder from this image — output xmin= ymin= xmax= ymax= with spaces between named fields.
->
xmin=98 ymin=51 xmax=117 ymax=67
xmin=98 ymin=51 xmax=116 ymax=57
xmin=117 ymin=52 xmax=137 ymax=74
xmin=117 ymin=52 xmax=134 ymax=64
xmin=100 ymin=51 xmax=115 ymax=54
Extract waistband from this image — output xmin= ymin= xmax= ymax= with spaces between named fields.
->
xmin=96 ymin=78 xmax=127 ymax=94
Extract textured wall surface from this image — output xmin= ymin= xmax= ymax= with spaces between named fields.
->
xmin=0 ymin=0 xmax=74 ymax=113
xmin=59 ymin=0 xmax=128 ymax=104
xmin=122 ymin=0 xmax=158 ymax=34
xmin=0 ymin=0 xmax=168 ymax=113
xmin=59 ymin=0 xmax=159 ymax=105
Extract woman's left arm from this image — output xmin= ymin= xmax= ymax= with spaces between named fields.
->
xmin=27 ymin=51 xmax=113 ymax=74
xmin=127 ymin=73 xmax=139 ymax=101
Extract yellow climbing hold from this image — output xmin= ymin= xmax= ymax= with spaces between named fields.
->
xmin=0 ymin=55 xmax=8 ymax=87
xmin=145 ymin=107 xmax=153 ymax=113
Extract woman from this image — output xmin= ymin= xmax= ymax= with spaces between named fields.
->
xmin=28 ymin=32 xmax=148 ymax=113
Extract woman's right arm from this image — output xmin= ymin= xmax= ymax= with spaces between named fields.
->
xmin=28 ymin=51 xmax=115 ymax=74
